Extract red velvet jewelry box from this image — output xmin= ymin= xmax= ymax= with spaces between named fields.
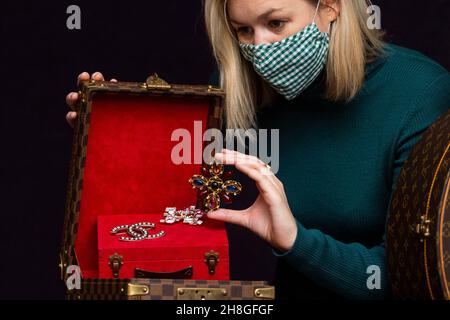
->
xmin=97 ymin=214 xmax=229 ymax=280
xmin=60 ymin=75 xmax=274 ymax=300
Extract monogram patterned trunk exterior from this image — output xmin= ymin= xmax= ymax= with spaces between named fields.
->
xmin=387 ymin=109 xmax=450 ymax=300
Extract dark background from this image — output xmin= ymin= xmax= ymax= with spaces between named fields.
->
xmin=1 ymin=0 xmax=449 ymax=299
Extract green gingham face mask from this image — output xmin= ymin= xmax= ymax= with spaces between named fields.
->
xmin=239 ymin=1 xmax=330 ymax=100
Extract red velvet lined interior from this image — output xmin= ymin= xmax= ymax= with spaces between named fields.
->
xmin=75 ymin=93 xmax=224 ymax=278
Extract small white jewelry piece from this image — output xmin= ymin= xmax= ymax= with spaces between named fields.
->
xmin=160 ymin=207 xmax=177 ymax=224
xmin=161 ymin=206 xmax=206 ymax=226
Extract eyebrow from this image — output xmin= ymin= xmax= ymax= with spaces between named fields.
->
xmin=229 ymin=8 xmax=284 ymax=25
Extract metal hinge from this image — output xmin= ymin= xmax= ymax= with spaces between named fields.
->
xmin=109 ymin=253 xmax=123 ymax=278
xmin=204 ymin=250 xmax=219 ymax=275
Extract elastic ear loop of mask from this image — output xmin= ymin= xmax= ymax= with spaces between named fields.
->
xmin=312 ymin=0 xmax=321 ymax=23
xmin=313 ymin=0 xmax=332 ymax=34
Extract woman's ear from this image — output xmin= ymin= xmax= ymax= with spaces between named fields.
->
xmin=321 ymin=0 xmax=340 ymax=23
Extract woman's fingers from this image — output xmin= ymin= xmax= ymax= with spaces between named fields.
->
xmin=67 ymin=72 xmax=114 ymax=128
xmin=92 ymin=72 xmax=105 ymax=81
xmin=67 ymin=76 xmax=117 ymax=108
xmin=216 ymin=150 xmax=283 ymax=192
xmin=216 ymin=153 xmax=283 ymax=205
xmin=236 ymin=162 xmax=283 ymax=203
xmin=76 ymin=71 xmax=106 ymax=85
xmin=66 ymin=92 xmax=78 ymax=108
xmin=77 ymin=72 xmax=90 ymax=85
xmin=215 ymin=152 xmax=273 ymax=183
xmin=221 ymin=149 xmax=266 ymax=165
xmin=216 ymin=150 xmax=288 ymax=202
xmin=207 ymin=208 xmax=248 ymax=227
xmin=220 ymin=149 xmax=275 ymax=178
xmin=217 ymin=151 xmax=268 ymax=172
xmin=219 ymin=149 xmax=285 ymax=190
xmin=66 ymin=112 xmax=77 ymax=128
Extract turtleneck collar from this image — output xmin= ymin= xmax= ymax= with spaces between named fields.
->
xmin=281 ymin=45 xmax=390 ymax=105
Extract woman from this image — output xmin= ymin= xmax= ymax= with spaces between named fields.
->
xmin=66 ymin=0 xmax=450 ymax=299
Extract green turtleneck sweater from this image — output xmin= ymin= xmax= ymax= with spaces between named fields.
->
xmin=211 ymin=44 xmax=450 ymax=299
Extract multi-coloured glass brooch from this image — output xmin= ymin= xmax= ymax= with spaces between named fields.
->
xmin=189 ymin=162 xmax=242 ymax=211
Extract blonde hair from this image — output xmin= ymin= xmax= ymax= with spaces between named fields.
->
xmin=204 ymin=0 xmax=385 ymax=130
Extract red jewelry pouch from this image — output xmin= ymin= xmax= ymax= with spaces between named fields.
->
xmin=60 ymin=75 xmax=274 ymax=300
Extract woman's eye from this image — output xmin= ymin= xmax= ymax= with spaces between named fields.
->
xmin=237 ymin=27 xmax=252 ymax=35
xmin=268 ymin=20 xmax=286 ymax=30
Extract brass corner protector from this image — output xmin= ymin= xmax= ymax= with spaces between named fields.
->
xmin=127 ymin=283 xmax=150 ymax=297
xmin=254 ymin=287 xmax=275 ymax=300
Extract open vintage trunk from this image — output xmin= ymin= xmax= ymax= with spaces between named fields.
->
xmin=60 ymin=75 xmax=275 ymax=300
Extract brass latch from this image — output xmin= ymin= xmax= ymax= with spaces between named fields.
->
xmin=204 ymin=250 xmax=219 ymax=275
xmin=109 ymin=253 xmax=123 ymax=278
xmin=414 ymin=215 xmax=431 ymax=242
xmin=254 ymin=287 xmax=275 ymax=300
xmin=127 ymin=283 xmax=150 ymax=297
xmin=177 ymin=288 xmax=229 ymax=300
xmin=142 ymin=73 xmax=172 ymax=91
